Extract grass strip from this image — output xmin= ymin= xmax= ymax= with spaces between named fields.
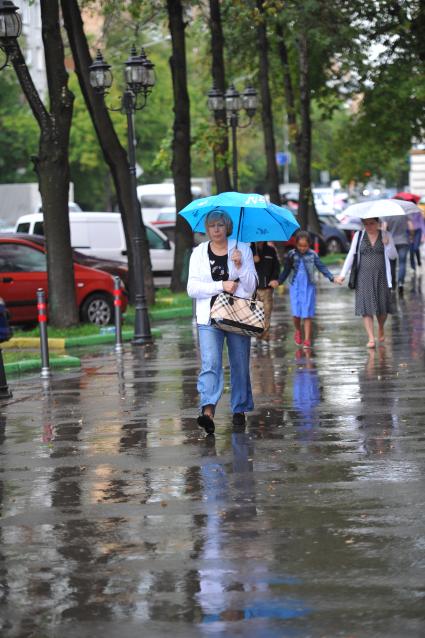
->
xmin=321 ymin=252 xmax=346 ymax=266
xmin=5 ymin=355 xmax=80 ymax=375
xmin=63 ymin=328 xmax=161 ymax=347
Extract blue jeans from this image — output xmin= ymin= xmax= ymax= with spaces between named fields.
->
xmin=396 ymin=244 xmax=409 ymax=285
xmin=197 ymin=324 xmax=254 ymax=414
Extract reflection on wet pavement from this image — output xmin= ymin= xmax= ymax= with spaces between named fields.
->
xmin=1 ymin=276 xmax=425 ymax=637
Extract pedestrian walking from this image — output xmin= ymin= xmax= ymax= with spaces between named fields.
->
xmin=407 ymin=209 xmax=425 ymax=270
xmin=382 ymin=214 xmax=414 ymax=296
xmin=251 ymin=241 xmax=280 ymax=341
xmin=279 ymin=231 xmax=337 ymax=349
xmin=187 ymin=209 xmax=258 ymax=434
xmin=335 ymin=218 xmax=397 ymax=348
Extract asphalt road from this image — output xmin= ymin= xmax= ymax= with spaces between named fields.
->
xmin=1 ymin=271 xmax=424 ymax=637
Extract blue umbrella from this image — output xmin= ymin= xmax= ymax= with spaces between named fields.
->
xmin=178 ymin=191 xmax=299 ymax=243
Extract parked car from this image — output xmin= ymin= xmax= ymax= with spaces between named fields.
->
xmin=12 ymin=233 xmax=130 ymax=293
xmin=0 ymin=235 xmax=127 ymax=326
xmin=151 ymin=221 xmax=207 ymax=247
xmin=14 ymin=212 xmax=174 ymax=287
xmin=317 ymin=215 xmax=350 ymax=253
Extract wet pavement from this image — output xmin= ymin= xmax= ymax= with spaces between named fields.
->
xmin=1 ymin=272 xmax=425 ymax=637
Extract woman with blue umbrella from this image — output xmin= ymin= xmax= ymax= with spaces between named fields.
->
xmin=186 ymin=209 xmax=258 ymax=434
xmin=181 ymin=192 xmax=298 ymax=434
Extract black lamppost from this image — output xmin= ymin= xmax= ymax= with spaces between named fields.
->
xmin=207 ymin=83 xmax=257 ymax=191
xmin=89 ymin=46 xmax=155 ymax=345
xmin=0 ymin=0 xmax=20 ymax=399
xmin=0 ymin=0 xmax=22 ymax=71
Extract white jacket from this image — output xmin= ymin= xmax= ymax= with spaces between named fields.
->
xmin=187 ymin=239 xmax=258 ymax=325
xmin=339 ymin=230 xmax=397 ymax=288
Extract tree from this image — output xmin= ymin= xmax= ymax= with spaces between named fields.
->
xmin=208 ymin=0 xmax=231 ymax=193
xmin=166 ymin=0 xmax=194 ymax=292
xmin=333 ymin=0 xmax=425 ymax=187
xmin=61 ymin=0 xmax=155 ymax=304
xmin=4 ymin=0 xmax=78 ymax=326
xmin=255 ymin=1 xmax=280 ymax=205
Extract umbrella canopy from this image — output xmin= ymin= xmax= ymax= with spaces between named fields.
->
xmin=393 ymin=191 xmax=421 ymax=204
xmin=178 ymin=191 xmax=299 ymax=243
xmin=342 ymin=198 xmax=421 ymax=220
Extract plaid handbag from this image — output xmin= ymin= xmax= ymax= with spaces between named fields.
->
xmin=210 ymin=292 xmax=265 ymax=337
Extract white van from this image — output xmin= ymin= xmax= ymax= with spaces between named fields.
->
xmin=137 ymin=182 xmax=203 ymax=223
xmin=14 ymin=212 xmax=174 ymax=287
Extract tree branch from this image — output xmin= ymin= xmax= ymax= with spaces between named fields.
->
xmin=4 ymin=40 xmax=50 ymax=130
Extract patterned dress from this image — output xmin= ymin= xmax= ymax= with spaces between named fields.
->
xmin=355 ymin=232 xmax=392 ymax=317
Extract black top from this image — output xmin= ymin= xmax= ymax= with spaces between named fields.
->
xmin=251 ymin=243 xmax=280 ymax=289
xmin=208 ymin=243 xmax=229 ymax=281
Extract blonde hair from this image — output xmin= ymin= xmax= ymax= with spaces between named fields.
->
xmin=205 ymin=209 xmax=233 ymax=236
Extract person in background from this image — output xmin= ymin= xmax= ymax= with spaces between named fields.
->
xmin=187 ymin=209 xmax=258 ymax=434
xmin=383 ymin=214 xmax=414 ymax=296
xmin=407 ymin=209 xmax=425 ymax=270
xmin=251 ymin=241 xmax=280 ymax=341
xmin=335 ymin=218 xmax=397 ymax=347
xmin=279 ymin=231 xmax=338 ymax=349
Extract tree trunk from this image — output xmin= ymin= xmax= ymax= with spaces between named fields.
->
xmin=6 ymin=2 xmax=78 ymax=327
xmin=167 ymin=0 xmax=193 ymax=292
xmin=276 ymin=23 xmax=319 ymax=233
xmin=297 ymin=33 xmax=319 ymax=233
xmin=61 ymin=0 xmax=155 ymax=304
xmin=256 ymin=1 xmax=280 ymax=205
xmin=209 ymin=0 xmax=231 ymax=193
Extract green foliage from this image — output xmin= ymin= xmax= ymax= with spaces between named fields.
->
xmin=0 ymin=72 xmax=38 ymax=182
xmin=68 ymin=73 xmax=126 ymax=209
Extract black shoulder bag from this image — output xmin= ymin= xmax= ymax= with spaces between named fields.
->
xmin=348 ymin=232 xmax=362 ymax=290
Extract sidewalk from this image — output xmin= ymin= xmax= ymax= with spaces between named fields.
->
xmin=0 ymin=274 xmax=424 ymax=637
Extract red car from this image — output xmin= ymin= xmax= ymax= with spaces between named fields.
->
xmin=0 ymin=235 xmax=127 ymax=325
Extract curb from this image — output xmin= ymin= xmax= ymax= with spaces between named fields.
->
xmin=3 ymin=328 xmax=162 ymax=350
xmin=5 ymin=355 xmax=81 ymax=375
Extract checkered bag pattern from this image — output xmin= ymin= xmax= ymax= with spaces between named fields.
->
xmin=210 ymin=292 xmax=265 ymax=337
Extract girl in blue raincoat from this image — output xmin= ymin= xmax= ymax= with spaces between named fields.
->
xmin=279 ymin=231 xmax=339 ymax=348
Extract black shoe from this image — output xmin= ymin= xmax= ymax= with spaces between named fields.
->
xmin=398 ymin=286 xmax=404 ymax=296
xmin=197 ymin=413 xmax=215 ymax=435
xmin=232 ymin=412 xmax=246 ymax=426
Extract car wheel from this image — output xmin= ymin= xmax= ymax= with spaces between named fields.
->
xmin=326 ymin=237 xmax=343 ymax=254
xmin=80 ymin=293 xmax=113 ymax=325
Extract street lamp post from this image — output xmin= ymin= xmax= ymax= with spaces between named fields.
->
xmin=89 ymin=46 xmax=155 ymax=345
xmin=0 ymin=0 xmax=21 ymax=399
xmin=0 ymin=0 xmax=22 ymax=70
xmin=207 ymin=83 xmax=257 ymax=192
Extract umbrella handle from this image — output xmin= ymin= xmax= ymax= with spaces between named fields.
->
xmin=236 ymin=206 xmax=244 ymax=248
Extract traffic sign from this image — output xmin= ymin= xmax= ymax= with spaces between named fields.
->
xmin=276 ymin=152 xmax=290 ymax=166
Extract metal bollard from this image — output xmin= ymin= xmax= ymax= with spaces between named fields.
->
xmin=113 ymin=276 xmax=123 ymax=353
xmin=0 ymin=349 xmax=12 ymax=399
xmin=37 ymin=288 xmax=51 ymax=378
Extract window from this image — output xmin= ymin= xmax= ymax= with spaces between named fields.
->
xmin=146 ymin=227 xmax=168 ymax=250
xmin=33 ymin=221 xmax=44 ymax=235
xmin=16 ymin=223 xmax=30 ymax=233
xmin=0 ymin=243 xmax=47 ymax=272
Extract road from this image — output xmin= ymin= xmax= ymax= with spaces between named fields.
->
xmin=1 ymin=272 xmax=424 ymax=637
